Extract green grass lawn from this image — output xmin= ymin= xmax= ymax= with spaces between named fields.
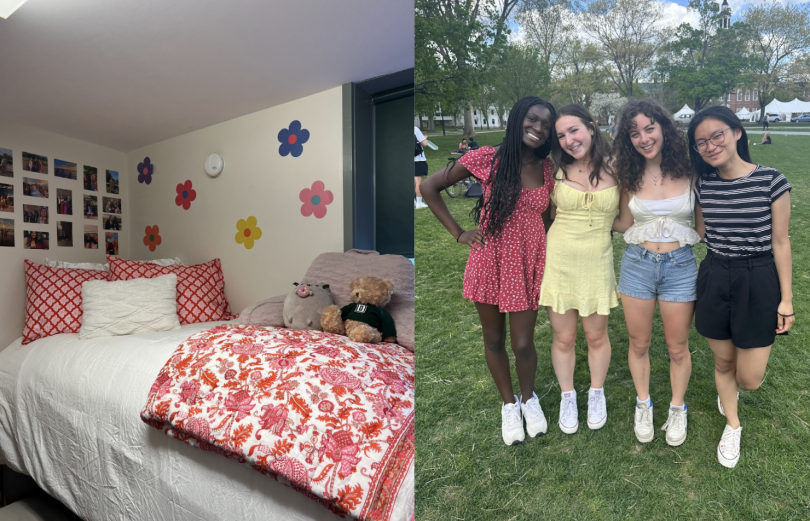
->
xmin=415 ymin=131 xmax=810 ymax=520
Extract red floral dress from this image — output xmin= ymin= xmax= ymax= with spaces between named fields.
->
xmin=460 ymin=146 xmax=554 ymax=312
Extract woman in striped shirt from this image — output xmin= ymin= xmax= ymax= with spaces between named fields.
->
xmin=688 ymin=106 xmax=794 ymax=469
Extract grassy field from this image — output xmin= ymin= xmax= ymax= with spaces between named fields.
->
xmin=415 ymin=130 xmax=810 ymax=520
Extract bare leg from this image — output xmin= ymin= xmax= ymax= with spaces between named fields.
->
xmin=709 ymin=339 xmax=739 ymax=428
xmin=581 ymin=313 xmax=612 ymax=388
xmin=475 ymin=303 xmax=514 ymax=403
xmin=508 ymin=309 xmax=540 ymax=400
xmin=736 ymin=345 xmax=772 ymax=391
xmin=621 ymin=294 xmax=656 ymax=401
xmin=659 ymin=300 xmax=694 ymax=406
xmin=547 ymin=308 xmax=579 ymax=392
xmin=414 ymin=176 xmax=423 ymax=198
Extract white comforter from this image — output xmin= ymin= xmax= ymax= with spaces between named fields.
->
xmin=0 ymin=323 xmax=414 ymax=521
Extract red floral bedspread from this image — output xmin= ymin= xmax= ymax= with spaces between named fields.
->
xmin=141 ymin=325 xmax=414 ymax=520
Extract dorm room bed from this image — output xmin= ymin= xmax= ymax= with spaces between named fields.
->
xmin=0 ymin=322 xmax=414 ymax=521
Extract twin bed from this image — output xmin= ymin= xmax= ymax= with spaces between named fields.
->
xmin=0 ymin=251 xmax=414 ymax=521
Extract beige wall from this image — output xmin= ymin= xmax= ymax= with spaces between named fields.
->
xmin=126 ymin=86 xmax=345 ymax=316
xmin=0 ymin=121 xmax=128 ymax=348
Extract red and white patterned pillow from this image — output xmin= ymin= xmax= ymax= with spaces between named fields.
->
xmin=23 ymin=260 xmax=112 ymax=345
xmin=107 ymin=256 xmax=235 ymax=325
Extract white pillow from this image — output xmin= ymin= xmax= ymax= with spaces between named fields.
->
xmin=46 ymin=257 xmax=184 ymax=271
xmin=79 ymin=274 xmax=181 ymax=339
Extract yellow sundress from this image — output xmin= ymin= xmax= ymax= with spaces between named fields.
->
xmin=539 ymin=178 xmax=620 ymax=316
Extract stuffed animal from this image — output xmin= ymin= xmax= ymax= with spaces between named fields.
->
xmin=321 ymin=276 xmax=397 ymax=344
xmin=283 ymin=281 xmax=334 ymax=331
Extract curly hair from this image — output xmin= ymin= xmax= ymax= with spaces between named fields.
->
xmin=551 ymin=104 xmax=613 ymax=185
xmin=612 ymin=99 xmax=692 ymax=193
xmin=687 ymin=105 xmax=751 ymax=180
xmin=469 ymin=96 xmax=556 ymax=238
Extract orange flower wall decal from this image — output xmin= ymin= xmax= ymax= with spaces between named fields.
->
xmin=143 ymin=225 xmax=162 ymax=252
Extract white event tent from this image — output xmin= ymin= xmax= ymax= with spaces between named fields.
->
xmin=673 ymin=104 xmax=694 ymax=118
xmin=736 ymin=107 xmax=751 ymax=121
xmin=763 ymin=98 xmax=810 ymax=120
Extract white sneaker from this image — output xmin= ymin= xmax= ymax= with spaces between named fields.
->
xmin=520 ymin=393 xmax=548 ymax=438
xmin=717 ymin=392 xmax=740 ymax=417
xmin=501 ymin=397 xmax=525 ymax=446
xmin=633 ymin=403 xmax=654 ymax=443
xmin=661 ymin=406 xmax=687 ymax=447
xmin=717 ymin=424 xmax=742 ymax=468
xmin=587 ymin=389 xmax=607 ymax=430
xmin=558 ymin=392 xmax=578 ymax=434
xmin=414 ymin=201 xmax=428 ymax=209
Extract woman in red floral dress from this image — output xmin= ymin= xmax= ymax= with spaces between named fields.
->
xmin=420 ymin=96 xmax=557 ymax=446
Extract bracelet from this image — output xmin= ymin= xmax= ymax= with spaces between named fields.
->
xmin=456 ymin=230 xmax=464 ymax=242
xmin=778 ymin=312 xmax=796 ymax=317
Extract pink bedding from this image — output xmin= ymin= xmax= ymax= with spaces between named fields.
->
xmin=141 ymin=325 xmax=414 ymax=520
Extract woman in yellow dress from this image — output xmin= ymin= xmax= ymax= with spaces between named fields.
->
xmin=539 ymin=104 xmax=619 ymax=434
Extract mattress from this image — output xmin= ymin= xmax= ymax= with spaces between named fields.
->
xmin=0 ymin=323 xmax=414 ymax=520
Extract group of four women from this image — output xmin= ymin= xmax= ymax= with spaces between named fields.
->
xmin=420 ymin=97 xmax=795 ymax=469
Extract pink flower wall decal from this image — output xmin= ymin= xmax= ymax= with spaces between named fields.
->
xmin=299 ymin=181 xmax=333 ymax=219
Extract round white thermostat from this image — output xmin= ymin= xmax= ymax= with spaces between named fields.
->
xmin=204 ymin=153 xmax=225 ymax=177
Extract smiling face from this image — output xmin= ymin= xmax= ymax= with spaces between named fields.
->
xmin=629 ymin=114 xmax=663 ymax=161
xmin=555 ymin=115 xmax=594 ymax=160
xmin=522 ymin=105 xmax=553 ymax=149
xmin=693 ymin=117 xmax=740 ymax=168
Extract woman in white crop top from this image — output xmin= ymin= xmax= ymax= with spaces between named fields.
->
xmin=611 ymin=99 xmax=700 ymax=448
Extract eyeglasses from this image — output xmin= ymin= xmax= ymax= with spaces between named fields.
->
xmin=693 ymin=127 xmax=731 ymax=154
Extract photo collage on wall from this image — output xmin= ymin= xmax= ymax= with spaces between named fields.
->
xmin=0 ymin=146 xmax=122 ymax=250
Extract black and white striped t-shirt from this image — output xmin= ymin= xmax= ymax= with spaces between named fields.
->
xmin=696 ymin=165 xmax=791 ymax=257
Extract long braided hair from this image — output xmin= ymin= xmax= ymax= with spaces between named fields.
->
xmin=613 ymin=99 xmax=691 ymax=193
xmin=551 ymin=104 xmax=613 ymax=185
xmin=470 ymin=96 xmax=556 ymax=238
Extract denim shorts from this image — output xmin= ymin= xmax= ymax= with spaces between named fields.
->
xmin=617 ymin=244 xmax=697 ymax=302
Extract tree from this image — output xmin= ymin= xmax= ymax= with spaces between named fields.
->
xmin=656 ymin=0 xmax=750 ymax=112
xmin=489 ymin=44 xmax=552 ymax=106
xmin=415 ymin=0 xmax=520 ymax=139
xmin=742 ymin=1 xmax=810 ymax=118
xmin=590 ymin=92 xmax=627 ymax=122
xmin=550 ymin=36 xmax=610 ymax=108
xmin=518 ymin=0 xmax=575 ymax=78
xmin=581 ymin=0 xmax=671 ymax=98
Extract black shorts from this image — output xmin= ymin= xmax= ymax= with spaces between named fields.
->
xmin=415 ymin=161 xmax=428 ymax=177
xmin=695 ymin=252 xmax=782 ymax=349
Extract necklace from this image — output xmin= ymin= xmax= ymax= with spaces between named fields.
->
xmin=651 ymin=170 xmax=661 ymax=186
xmin=522 ymin=157 xmax=540 ymax=165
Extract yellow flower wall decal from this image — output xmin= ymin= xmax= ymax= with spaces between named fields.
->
xmin=235 ymin=216 xmax=262 ymax=249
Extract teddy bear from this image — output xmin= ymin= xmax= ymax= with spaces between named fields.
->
xmin=283 ymin=281 xmax=334 ymax=331
xmin=321 ymin=276 xmax=397 ymax=344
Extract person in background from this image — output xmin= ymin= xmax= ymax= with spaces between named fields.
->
xmin=608 ymin=121 xmax=617 ymax=141
xmin=415 ymin=126 xmax=429 ymax=209
xmin=751 ymin=133 xmax=771 ymax=146
xmin=458 ymin=138 xmax=468 ymax=152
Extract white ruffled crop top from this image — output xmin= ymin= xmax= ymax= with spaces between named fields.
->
xmin=624 ymin=190 xmax=701 ymax=247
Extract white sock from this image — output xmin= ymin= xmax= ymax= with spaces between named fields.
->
xmin=637 ymin=396 xmax=652 ymax=408
xmin=670 ymin=402 xmax=686 ymax=411
xmin=562 ymin=390 xmax=576 ymax=399
xmin=589 ymin=387 xmax=604 ymax=397
xmin=416 ymin=196 xmax=423 ymax=204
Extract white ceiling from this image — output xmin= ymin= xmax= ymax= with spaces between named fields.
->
xmin=0 ymin=0 xmax=414 ymax=151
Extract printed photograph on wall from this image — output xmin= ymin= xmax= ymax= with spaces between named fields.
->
xmin=23 ymin=177 xmax=49 ymax=198
xmin=0 ymin=218 xmax=13 ymax=247
xmin=0 ymin=184 xmax=13 ymax=213
xmin=103 ymin=214 xmax=122 ymax=231
xmin=56 ymin=188 xmax=73 ymax=215
xmin=0 ymin=148 xmax=12 ymax=178
xmin=84 ymin=224 xmax=98 ymax=249
xmin=22 ymin=152 xmax=47 ymax=174
xmin=83 ymin=165 xmax=98 ymax=192
xmin=105 ymin=232 xmax=119 ymax=255
xmin=102 ymin=196 xmax=121 ymax=215
xmin=83 ymin=195 xmax=98 ymax=219
xmin=57 ymin=221 xmax=73 ymax=247
xmin=22 ymin=204 xmax=48 ymax=224
xmin=23 ymin=230 xmax=49 ymax=250
xmin=106 ymin=170 xmax=119 ymax=194
xmin=54 ymin=159 xmax=78 ymax=180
